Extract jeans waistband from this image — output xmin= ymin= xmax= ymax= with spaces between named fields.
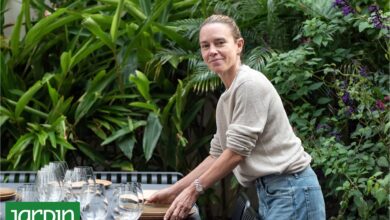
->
xmin=256 ymin=165 xmax=312 ymax=186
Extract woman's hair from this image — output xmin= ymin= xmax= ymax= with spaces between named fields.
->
xmin=200 ymin=14 xmax=242 ymax=40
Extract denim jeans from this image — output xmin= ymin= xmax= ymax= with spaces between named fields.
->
xmin=255 ymin=166 xmax=326 ymax=220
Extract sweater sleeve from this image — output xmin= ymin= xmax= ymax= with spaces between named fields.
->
xmin=226 ymin=80 xmax=271 ymax=156
xmin=209 ymin=133 xmax=223 ymax=157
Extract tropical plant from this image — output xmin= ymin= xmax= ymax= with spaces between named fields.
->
xmin=0 ymin=0 xmax=209 ymax=171
xmin=1 ymin=0 xmax=389 ymax=219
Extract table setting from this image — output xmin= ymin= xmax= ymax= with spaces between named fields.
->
xmin=0 ymin=161 xmax=200 ymax=220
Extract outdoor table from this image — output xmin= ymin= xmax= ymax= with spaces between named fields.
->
xmin=0 ymin=171 xmax=201 ymax=220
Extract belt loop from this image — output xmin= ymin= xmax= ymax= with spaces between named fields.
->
xmin=260 ymin=177 xmax=266 ymax=188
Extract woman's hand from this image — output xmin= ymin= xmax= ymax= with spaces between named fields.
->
xmin=146 ymin=187 xmax=177 ymax=204
xmin=164 ymin=185 xmax=199 ymax=220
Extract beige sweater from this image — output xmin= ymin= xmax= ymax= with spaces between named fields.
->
xmin=209 ymin=65 xmax=311 ymax=187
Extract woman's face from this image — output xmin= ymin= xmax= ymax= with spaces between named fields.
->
xmin=199 ymin=23 xmax=243 ymax=76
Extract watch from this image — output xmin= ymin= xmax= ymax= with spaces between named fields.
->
xmin=194 ymin=178 xmax=204 ymax=194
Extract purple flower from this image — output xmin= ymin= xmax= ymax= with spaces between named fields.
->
xmin=376 ymin=100 xmax=385 ymax=110
xmin=333 ymin=0 xmax=354 ymax=15
xmin=333 ymin=0 xmax=345 ymax=7
xmin=371 ymin=16 xmax=384 ymax=29
xmin=368 ymin=5 xmax=389 ymax=30
xmin=342 ymin=5 xmax=354 ymax=15
xmin=368 ymin=5 xmax=379 ymax=13
xmin=348 ymin=106 xmax=354 ymax=114
xmin=342 ymin=92 xmax=351 ymax=105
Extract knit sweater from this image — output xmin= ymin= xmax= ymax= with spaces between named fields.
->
xmin=209 ymin=65 xmax=311 ymax=187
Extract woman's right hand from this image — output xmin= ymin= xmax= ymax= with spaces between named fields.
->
xmin=145 ymin=186 xmax=178 ymax=204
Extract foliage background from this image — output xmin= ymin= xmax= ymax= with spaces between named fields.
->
xmin=1 ymin=0 xmax=389 ymax=219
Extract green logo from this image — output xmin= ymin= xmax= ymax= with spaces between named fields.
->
xmin=5 ymin=202 xmax=80 ymax=220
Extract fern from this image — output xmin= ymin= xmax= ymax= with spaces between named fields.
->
xmin=186 ymin=61 xmax=222 ymax=94
xmin=170 ymin=18 xmax=204 ymax=40
xmin=244 ymin=46 xmax=274 ymax=72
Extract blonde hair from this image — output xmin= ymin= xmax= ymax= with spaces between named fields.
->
xmin=200 ymin=14 xmax=242 ymax=40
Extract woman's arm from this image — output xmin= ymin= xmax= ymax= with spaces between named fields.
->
xmin=170 ymin=155 xmax=218 ymax=194
xmin=164 ymin=149 xmax=244 ymax=219
xmin=146 ymin=155 xmax=217 ymax=204
xmin=197 ymin=149 xmax=244 ymax=190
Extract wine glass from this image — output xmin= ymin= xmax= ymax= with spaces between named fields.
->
xmin=48 ymin=161 xmax=68 ymax=181
xmin=74 ymin=166 xmax=96 ymax=185
xmin=80 ymin=184 xmax=108 ymax=220
xmin=35 ymin=169 xmax=63 ymax=201
xmin=134 ymin=182 xmax=144 ymax=219
xmin=116 ymin=183 xmax=143 ymax=220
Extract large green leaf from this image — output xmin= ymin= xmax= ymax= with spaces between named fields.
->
xmin=22 ymin=9 xmax=81 ymax=57
xmin=0 ymin=115 xmax=9 ymax=127
xmin=142 ymin=112 xmax=162 ymax=161
xmin=47 ymin=96 xmax=73 ymax=123
xmin=74 ymin=70 xmax=116 ymax=124
xmin=152 ymin=22 xmax=191 ymax=50
xmin=82 ymin=17 xmax=115 ymax=49
xmin=9 ymin=0 xmax=27 ymax=57
xmin=70 ymin=39 xmax=105 ymax=68
xmin=15 ymin=74 xmax=54 ymax=118
xmin=99 ymin=0 xmax=146 ymax=20
xmin=116 ymin=135 xmax=136 ymax=160
xmin=7 ymin=133 xmax=34 ymax=160
xmin=129 ymin=70 xmax=152 ymax=101
xmin=60 ymin=51 xmax=72 ymax=75
xmin=110 ymin=0 xmax=124 ymax=42
xmin=129 ymin=102 xmax=158 ymax=112
xmin=32 ymin=138 xmax=41 ymax=162
xmin=123 ymin=0 xmax=170 ymax=54
xmin=102 ymin=120 xmax=146 ymax=145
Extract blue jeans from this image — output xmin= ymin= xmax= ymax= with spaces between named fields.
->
xmin=255 ymin=166 xmax=325 ymax=220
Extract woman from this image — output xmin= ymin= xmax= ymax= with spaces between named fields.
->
xmin=147 ymin=14 xmax=326 ymax=220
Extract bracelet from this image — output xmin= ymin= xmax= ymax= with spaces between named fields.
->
xmin=194 ymin=178 xmax=204 ymax=194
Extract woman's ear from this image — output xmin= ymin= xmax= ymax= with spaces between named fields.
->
xmin=237 ymin=38 xmax=244 ymax=54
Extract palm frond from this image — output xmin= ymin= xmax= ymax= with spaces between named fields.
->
xmin=187 ymin=64 xmax=222 ymax=94
xmin=170 ymin=18 xmax=204 ymax=41
xmin=145 ymin=47 xmax=198 ymax=79
xmin=244 ymin=46 xmax=274 ymax=72
xmin=235 ymin=0 xmax=268 ymax=21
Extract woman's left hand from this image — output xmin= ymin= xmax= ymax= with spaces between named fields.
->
xmin=164 ymin=185 xmax=199 ymax=220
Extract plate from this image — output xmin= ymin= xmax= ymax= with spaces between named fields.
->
xmin=0 ymin=193 xmax=16 ymax=201
xmin=0 ymin=188 xmax=15 ymax=196
xmin=0 ymin=188 xmax=16 ymax=201
xmin=141 ymin=203 xmax=196 ymax=219
xmin=95 ymin=179 xmax=112 ymax=187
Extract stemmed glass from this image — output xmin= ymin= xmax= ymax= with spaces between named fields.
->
xmin=112 ymin=182 xmax=143 ymax=220
xmin=63 ymin=166 xmax=96 ymax=202
xmin=133 ymin=182 xmax=144 ymax=219
xmin=48 ymin=161 xmax=68 ymax=181
xmin=63 ymin=169 xmax=77 ymax=202
xmin=80 ymin=184 xmax=108 ymax=220
xmin=35 ymin=169 xmax=63 ymax=201
xmin=74 ymin=166 xmax=96 ymax=186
